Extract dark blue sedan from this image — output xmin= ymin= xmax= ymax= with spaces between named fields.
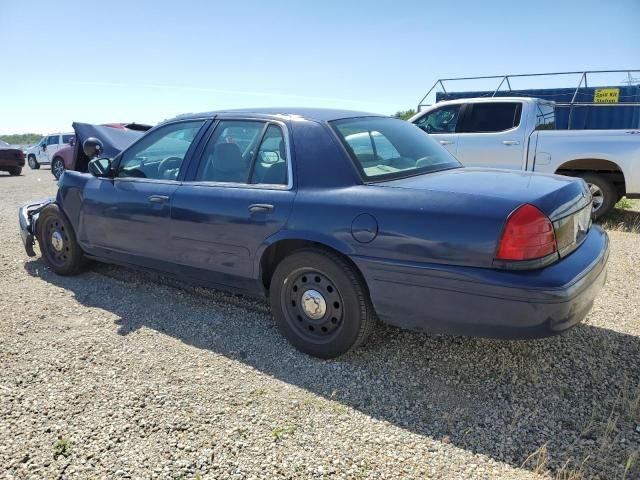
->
xmin=19 ymin=108 xmax=609 ymax=358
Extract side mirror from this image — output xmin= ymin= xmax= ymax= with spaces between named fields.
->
xmin=68 ymin=136 xmax=76 ymax=146
xmin=88 ymin=158 xmax=112 ymax=177
xmin=83 ymin=137 xmax=104 ymax=159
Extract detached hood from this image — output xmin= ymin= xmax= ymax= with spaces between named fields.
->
xmin=380 ymin=167 xmax=589 ymax=220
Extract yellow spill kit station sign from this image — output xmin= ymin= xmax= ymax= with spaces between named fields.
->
xmin=594 ymin=88 xmax=620 ymax=103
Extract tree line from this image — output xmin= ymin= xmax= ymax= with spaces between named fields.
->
xmin=0 ymin=133 xmax=42 ymax=145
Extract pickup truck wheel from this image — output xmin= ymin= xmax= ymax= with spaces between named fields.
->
xmin=37 ymin=204 xmax=85 ymax=276
xmin=575 ymin=173 xmax=616 ymax=220
xmin=8 ymin=167 xmax=22 ymax=176
xmin=28 ymin=155 xmax=40 ymax=169
xmin=51 ymin=157 xmax=65 ymax=180
xmin=269 ymin=248 xmax=376 ymax=358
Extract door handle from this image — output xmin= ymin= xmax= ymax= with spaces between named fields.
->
xmin=503 ymin=140 xmax=520 ymax=146
xmin=149 ymin=195 xmax=170 ymax=203
xmin=248 ymin=203 xmax=274 ymax=214
xmin=438 ymin=140 xmax=454 ymax=145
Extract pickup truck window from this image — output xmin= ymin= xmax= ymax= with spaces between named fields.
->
xmin=47 ymin=135 xmax=59 ymax=145
xmin=117 ymin=120 xmax=205 ymax=180
xmin=414 ymin=105 xmax=461 ymax=134
xmin=61 ymin=134 xmax=74 ymax=144
xmin=332 ymin=117 xmax=460 ymax=181
xmin=460 ymin=102 xmax=522 ymax=133
xmin=536 ymin=103 xmax=555 ymax=130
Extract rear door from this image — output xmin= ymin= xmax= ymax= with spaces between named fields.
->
xmin=412 ymin=103 xmax=462 ymax=156
xmin=80 ymin=120 xmax=208 ymax=262
xmin=454 ymin=102 xmax=526 ymax=169
xmin=169 ymin=119 xmax=295 ymax=290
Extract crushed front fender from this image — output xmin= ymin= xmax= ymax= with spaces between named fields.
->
xmin=18 ymin=198 xmax=55 ymax=256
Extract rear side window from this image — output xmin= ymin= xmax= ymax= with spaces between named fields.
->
xmin=460 ymin=103 xmax=522 ymax=133
xmin=536 ymin=103 xmax=555 ymax=130
xmin=62 ymin=134 xmax=74 ymax=144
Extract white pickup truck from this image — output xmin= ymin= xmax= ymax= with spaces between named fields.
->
xmin=409 ymin=97 xmax=640 ymax=218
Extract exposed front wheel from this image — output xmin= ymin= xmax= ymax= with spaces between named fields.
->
xmin=28 ymin=155 xmax=40 ymax=169
xmin=575 ymin=173 xmax=616 ymax=220
xmin=37 ymin=204 xmax=85 ymax=276
xmin=51 ymin=157 xmax=65 ymax=180
xmin=269 ymin=248 xmax=376 ymax=358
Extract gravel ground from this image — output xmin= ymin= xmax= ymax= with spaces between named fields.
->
xmin=1 ymin=168 xmax=639 ymax=480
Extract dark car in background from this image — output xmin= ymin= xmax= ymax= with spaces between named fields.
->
xmin=50 ymin=122 xmax=152 ymax=180
xmin=19 ymin=108 xmax=608 ymax=358
xmin=0 ymin=139 xmax=25 ymax=176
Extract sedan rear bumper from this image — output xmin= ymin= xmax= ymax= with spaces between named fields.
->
xmin=353 ymin=225 xmax=609 ymax=339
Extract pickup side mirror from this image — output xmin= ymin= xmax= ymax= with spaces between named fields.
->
xmin=88 ymin=158 xmax=112 ymax=177
xmin=83 ymin=137 xmax=104 ymax=159
xmin=68 ymin=136 xmax=76 ymax=146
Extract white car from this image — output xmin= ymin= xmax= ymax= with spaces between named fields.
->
xmin=25 ymin=132 xmax=74 ymax=170
xmin=410 ymin=97 xmax=640 ymax=218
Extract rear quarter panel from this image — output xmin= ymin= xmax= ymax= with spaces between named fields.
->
xmin=534 ymin=130 xmax=640 ymax=194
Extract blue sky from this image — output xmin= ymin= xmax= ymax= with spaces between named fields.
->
xmin=1 ymin=0 xmax=638 ymax=134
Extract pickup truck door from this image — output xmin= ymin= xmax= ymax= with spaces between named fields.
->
xmin=412 ymin=104 xmax=462 ymax=156
xmin=455 ymin=102 xmax=527 ymax=170
xmin=79 ymin=120 xmax=207 ymax=263
xmin=169 ymin=120 xmax=295 ymax=291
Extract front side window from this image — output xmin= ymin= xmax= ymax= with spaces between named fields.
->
xmin=332 ymin=117 xmax=461 ymax=181
xmin=536 ymin=103 xmax=555 ymax=130
xmin=414 ymin=105 xmax=461 ymax=134
xmin=47 ymin=135 xmax=59 ymax=145
xmin=117 ymin=120 xmax=205 ymax=180
xmin=460 ymin=102 xmax=522 ymax=133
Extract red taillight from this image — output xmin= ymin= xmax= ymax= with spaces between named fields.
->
xmin=496 ymin=204 xmax=557 ymax=261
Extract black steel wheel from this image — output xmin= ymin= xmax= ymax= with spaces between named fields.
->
xmin=37 ymin=204 xmax=85 ymax=276
xmin=270 ymin=248 xmax=376 ymax=358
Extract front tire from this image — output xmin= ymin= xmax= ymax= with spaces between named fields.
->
xmin=51 ymin=157 xmax=65 ymax=180
xmin=575 ymin=173 xmax=616 ymax=220
xmin=8 ymin=167 xmax=22 ymax=176
xmin=37 ymin=204 xmax=85 ymax=276
xmin=28 ymin=155 xmax=40 ymax=169
xmin=269 ymin=248 xmax=376 ymax=358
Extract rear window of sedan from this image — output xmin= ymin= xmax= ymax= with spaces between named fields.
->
xmin=331 ymin=117 xmax=461 ymax=181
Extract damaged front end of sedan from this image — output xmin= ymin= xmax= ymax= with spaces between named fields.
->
xmin=19 ymin=198 xmax=56 ymax=257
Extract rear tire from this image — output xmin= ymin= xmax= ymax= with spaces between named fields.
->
xmin=8 ymin=167 xmax=22 ymax=176
xmin=28 ymin=155 xmax=40 ymax=169
xmin=51 ymin=157 xmax=65 ymax=180
xmin=269 ymin=248 xmax=376 ymax=358
xmin=37 ymin=204 xmax=85 ymax=276
xmin=574 ymin=172 xmax=616 ymax=220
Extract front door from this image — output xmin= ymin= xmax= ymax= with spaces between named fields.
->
xmin=169 ymin=119 xmax=295 ymax=290
xmin=79 ymin=120 xmax=207 ymax=263
xmin=43 ymin=135 xmax=59 ymax=164
xmin=412 ymin=103 xmax=462 ymax=156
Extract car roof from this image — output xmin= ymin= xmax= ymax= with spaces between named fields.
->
xmin=170 ymin=107 xmax=384 ymax=123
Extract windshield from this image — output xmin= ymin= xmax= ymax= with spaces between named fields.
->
xmin=331 ymin=117 xmax=460 ymax=181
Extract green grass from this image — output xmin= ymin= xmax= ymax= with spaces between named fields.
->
xmin=53 ymin=436 xmax=72 ymax=459
xmin=614 ymin=197 xmax=634 ymax=210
